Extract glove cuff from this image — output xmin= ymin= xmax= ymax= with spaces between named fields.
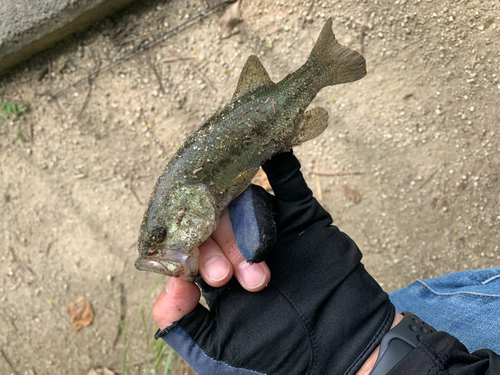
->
xmin=348 ymin=303 xmax=396 ymax=374
xmin=160 ymin=309 xmax=267 ymax=375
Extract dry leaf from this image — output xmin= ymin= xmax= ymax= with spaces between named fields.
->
xmin=68 ymin=296 xmax=94 ymax=331
xmin=251 ymin=168 xmax=272 ymax=191
xmin=340 ymin=185 xmax=361 ymax=204
xmin=219 ymin=0 xmax=241 ymax=39
xmin=431 ymin=197 xmax=438 ymax=208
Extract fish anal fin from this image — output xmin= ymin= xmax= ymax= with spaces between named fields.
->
xmin=233 ymin=168 xmax=259 ymax=187
xmin=232 ymin=56 xmax=273 ymax=100
xmin=290 ymin=107 xmax=329 ymax=147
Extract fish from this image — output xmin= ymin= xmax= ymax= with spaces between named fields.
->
xmin=135 ymin=18 xmax=366 ymax=281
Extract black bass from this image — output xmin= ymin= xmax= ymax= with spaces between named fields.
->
xmin=136 ymin=18 xmax=366 ymax=281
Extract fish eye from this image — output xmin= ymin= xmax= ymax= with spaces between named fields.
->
xmin=150 ymin=226 xmax=167 ymax=244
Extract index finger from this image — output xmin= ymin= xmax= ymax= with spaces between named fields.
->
xmin=262 ymin=151 xmax=312 ymax=202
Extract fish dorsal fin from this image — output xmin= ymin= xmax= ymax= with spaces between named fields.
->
xmin=232 ymin=55 xmax=273 ymax=100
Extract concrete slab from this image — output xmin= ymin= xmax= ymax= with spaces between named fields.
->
xmin=0 ymin=0 xmax=136 ymax=75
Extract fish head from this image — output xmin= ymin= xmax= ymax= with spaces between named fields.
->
xmin=136 ymin=184 xmax=217 ymax=282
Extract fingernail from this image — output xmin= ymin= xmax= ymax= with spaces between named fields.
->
xmin=166 ymin=276 xmax=175 ymax=294
xmin=238 ymin=262 xmax=267 ymax=289
xmin=205 ymin=256 xmax=230 ymax=282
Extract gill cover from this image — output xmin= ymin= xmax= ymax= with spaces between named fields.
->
xmin=136 ymin=184 xmax=217 ymax=281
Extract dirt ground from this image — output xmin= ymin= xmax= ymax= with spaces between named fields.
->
xmin=1 ymin=0 xmax=499 ymax=373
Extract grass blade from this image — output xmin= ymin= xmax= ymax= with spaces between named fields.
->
xmin=163 ymin=348 xmax=174 ymax=375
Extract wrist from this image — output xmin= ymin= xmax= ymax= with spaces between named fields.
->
xmin=356 ymin=312 xmax=404 ymax=375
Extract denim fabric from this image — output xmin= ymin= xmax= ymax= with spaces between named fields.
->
xmin=389 ymin=267 xmax=500 ymax=355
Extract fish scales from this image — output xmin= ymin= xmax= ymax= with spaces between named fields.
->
xmin=136 ymin=18 xmax=366 ymax=281
xmin=174 ymin=89 xmax=304 ymax=203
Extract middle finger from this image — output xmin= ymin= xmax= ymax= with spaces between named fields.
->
xmin=198 ymin=236 xmax=233 ymax=287
xmin=209 ymin=209 xmax=270 ymax=291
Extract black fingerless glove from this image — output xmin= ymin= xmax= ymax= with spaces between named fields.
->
xmin=158 ymin=151 xmax=395 ymax=375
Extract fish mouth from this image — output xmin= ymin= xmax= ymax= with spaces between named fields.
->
xmin=134 ymin=247 xmax=199 ymax=282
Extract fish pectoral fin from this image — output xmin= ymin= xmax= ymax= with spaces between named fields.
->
xmin=290 ymin=107 xmax=329 ymax=147
xmin=232 ymin=55 xmax=274 ymax=100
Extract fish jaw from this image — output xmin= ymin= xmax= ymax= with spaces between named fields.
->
xmin=136 ymin=184 xmax=217 ymax=282
xmin=135 ymin=246 xmax=199 ymax=282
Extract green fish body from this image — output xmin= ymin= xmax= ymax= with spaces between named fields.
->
xmin=136 ymin=18 xmax=366 ymax=281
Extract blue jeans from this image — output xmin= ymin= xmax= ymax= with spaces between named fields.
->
xmin=389 ymin=266 xmax=500 ymax=355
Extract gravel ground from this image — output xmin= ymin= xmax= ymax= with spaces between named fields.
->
xmin=0 ymin=0 xmax=499 ymax=373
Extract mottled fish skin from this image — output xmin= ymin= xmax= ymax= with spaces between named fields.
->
xmin=135 ymin=18 xmax=366 ymax=281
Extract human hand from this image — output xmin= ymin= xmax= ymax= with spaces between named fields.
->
xmin=152 ymin=207 xmax=271 ymax=330
xmin=152 ymin=151 xmax=395 ymax=374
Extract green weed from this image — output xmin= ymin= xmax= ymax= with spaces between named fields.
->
xmin=16 ymin=124 xmax=28 ymax=142
xmin=1 ymin=100 xmax=29 ymax=142
xmin=0 ymin=100 xmax=28 ymax=120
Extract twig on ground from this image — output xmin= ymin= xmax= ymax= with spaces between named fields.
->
xmin=192 ymin=62 xmax=216 ymax=91
xmin=197 ymin=58 xmax=213 ymax=71
xmin=37 ymin=66 xmax=49 ymax=82
xmin=120 ymin=31 xmax=156 ymax=46
xmin=147 ymin=54 xmax=165 ymax=95
xmin=360 ymin=25 xmax=368 ymax=55
xmin=51 ymin=95 xmax=69 ymax=117
xmin=48 ymin=0 xmax=232 ymax=99
xmin=80 ymin=58 xmax=102 ymax=114
xmin=162 ymin=56 xmax=195 ymax=63
xmin=94 ymin=304 xmax=119 ymax=316
xmin=9 ymin=247 xmax=27 ymax=273
xmin=0 ymin=313 xmax=18 ymax=332
xmin=129 ymin=173 xmax=143 ymax=206
xmin=0 ymin=349 xmax=19 ymax=375
xmin=112 ymin=283 xmax=127 ymax=349
xmin=471 ymin=53 xmax=477 ymax=69
xmin=313 ymin=161 xmax=323 ymax=202
xmin=160 ymin=41 xmax=184 ymax=50
xmin=46 ymin=241 xmax=53 ymax=256
xmin=419 ymin=168 xmax=438 ymax=190
xmin=311 ymin=171 xmax=361 ymax=177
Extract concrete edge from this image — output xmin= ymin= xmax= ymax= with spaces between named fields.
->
xmin=0 ymin=0 xmax=137 ymax=75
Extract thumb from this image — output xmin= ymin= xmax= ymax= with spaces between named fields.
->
xmin=152 ymin=277 xmax=200 ymax=329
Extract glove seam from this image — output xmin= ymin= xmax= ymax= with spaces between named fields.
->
xmin=418 ymin=333 xmax=457 ymax=375
xmin=269 ymin=282 xmax=319 ymax=375
xmin=344 ymin=303 xmax=395 ymax=375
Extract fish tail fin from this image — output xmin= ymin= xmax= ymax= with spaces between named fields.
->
xmin=308 ymin=18 xmax=366 ymax=87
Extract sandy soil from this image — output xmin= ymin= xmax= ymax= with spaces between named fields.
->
xmin=1 ymin=0 xmax=499 ymax=373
